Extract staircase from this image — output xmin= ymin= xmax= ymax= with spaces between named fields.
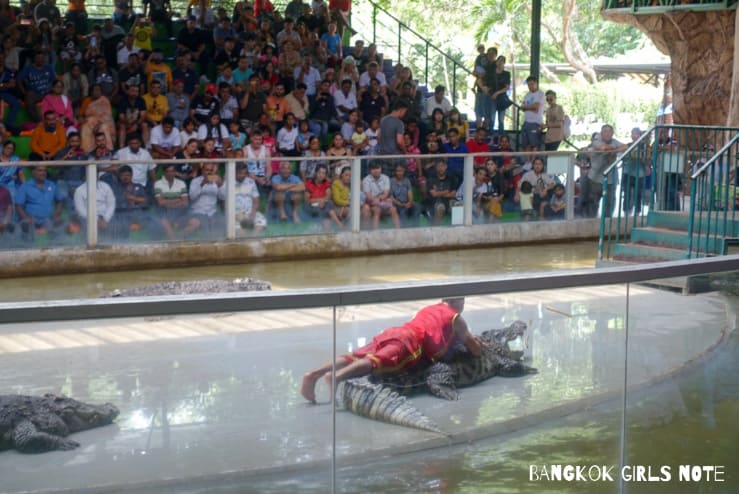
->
xmin=610 ymin=211 xmax=738 ymax=263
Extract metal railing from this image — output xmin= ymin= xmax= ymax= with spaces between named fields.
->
xmin=351 ymin=0 xmax=473 ymax=106
xmin=602 ymin=0 xmax=738 ymax=13
xmin=0 ymin=150 xmax=578 ymax=251
xmin=598 ymin=124 xmax=739 ymax=260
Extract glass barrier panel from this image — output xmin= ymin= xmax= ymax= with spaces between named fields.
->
xmin=623 ymin=272 xmax=739 ymax=490
xmin=0 ymin=304 xmax=334 ymax=493
xmin=333 ymin=289 xmax=627 ymax=492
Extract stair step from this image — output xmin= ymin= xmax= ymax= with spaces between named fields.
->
xmin=648 ymin=210 xmax=739 ymax=235
xmin=631 ymin=227 xmax=723 ymax=253
xmin=613 ymin=243 xmax=689 ymax=261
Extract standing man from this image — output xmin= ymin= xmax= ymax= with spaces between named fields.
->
xmin=518 ymin=76 xmax=545 ymax=153
xmin=588 ymin=124 xmax=628 ymax=217
xmin=376 ymin=100 xmax=408 ymax=176
xmin=300 ymin=298 xmax=483 ymax=403
xmin=543 ymin=90 xmax=565 ymax=151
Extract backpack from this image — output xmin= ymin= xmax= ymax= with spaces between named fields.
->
xmin=563 ymin=114 xmax=572 ymax=140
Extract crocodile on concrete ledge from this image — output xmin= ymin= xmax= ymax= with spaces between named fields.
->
xmin=0 ymin=394 xmax=119 ymax=453
xmin=336 ymin=321 xmax=537 ymax=434
xmin=105 ymin=278 xmax=272 ymax=297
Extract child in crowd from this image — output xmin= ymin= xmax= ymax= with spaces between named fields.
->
xmin=518 ymin=181 xmax=535 ymax=221
xmin=228 ymin=121 xmax=246 ymax=157
xmin=217 ymin=66 xmax=235 ymax=87
xmin=405 ymin=118 xmax=420 ymax=149
xmin=340 ymin=110 xmax=359 ymax=144
xmin=403 ymin=132 xmax=420 ymax=180
xmin=541 ymin=183 xmax=566 ymax=219
xmin=365 ymin=117 xmax=380 ymax=155
xmin=297 ymin=119 xmax=314 ymax=153
xmin=180 ymin=118 xmax=198 ymax=148
xmin=351 ymin=120 xmax=369 ymax=156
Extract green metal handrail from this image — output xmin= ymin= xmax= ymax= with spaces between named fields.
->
xmin=598 ymin=124 xmax=739 ymax=261
xmin=602 ymin=0 xmax=738 ymax=12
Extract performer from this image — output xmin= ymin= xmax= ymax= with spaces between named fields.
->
xmin=300 ymin=297 xmax=484 ymax=403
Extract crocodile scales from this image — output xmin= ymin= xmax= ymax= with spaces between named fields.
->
xmin=0 ymin=394 xmax=119 ymax=453
xmin=336 ymin=321 xmax=536 ymax=433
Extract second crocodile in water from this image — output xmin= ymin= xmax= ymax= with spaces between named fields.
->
xmin=337 ymin=321 xmax=537 ymax=434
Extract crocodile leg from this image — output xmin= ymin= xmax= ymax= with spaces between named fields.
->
xmin=12 ymin=420 xmax=79 ymax=453
xmin=425 ymin=362 xmax=460 ymax=400
xmin=497 ymin=358 xmax=538 ymax=377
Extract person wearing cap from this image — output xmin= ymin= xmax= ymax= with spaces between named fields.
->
xmin=117 ymin=33 xmax=141 ymax=69
xmin=146 ymin=49 xmax=172 ymax=93
xmin=190 ymin=84 xmax=219 ymax=125
xmin=301 ymin=298 xmax=484 ymax=403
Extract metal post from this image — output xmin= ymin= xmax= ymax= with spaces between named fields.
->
xmin=463 ymin=155 xmax=474 ymax=226
xmin=86 ymin=163 xmax=97 ymax=248
xmin=424 ymin=42 xmax=429 ymax=87
xmin=397 ymin=21 xmax=402 ymax=64
xmin=225 ymin=159 xmax=236 ymax=240
xmin=350 ymin=157 xmax=361 ymax=233
xmin=530 ymin=0 xmax=541 ymax=79
xmin=564 ymin=154 xmax=575 ymax=221
xmin=452 ymin=64 xmax=457 ymax=107
xmin=372 ymin=4 xmax=377 ymax=45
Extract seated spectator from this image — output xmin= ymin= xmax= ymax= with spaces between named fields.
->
xmin=30 ymin=111 xmax=67 ymax=162
xmin=149 ymin=116 xmax=182 ymax=160
xmin=0 ymin=52 xmax=20 ymax=131
xmin=319 ymin=21 xmax=342 ymax=61
xmin=389 ymin=163 xmax=418 ymax=227
xmin=334 ymin=79 xmax=358 ymax=121
xmin=53 ymin=132 xmax=87 ymax=208
xmin=88 ymin=55 xmax=119 ymax=104
xmin=117 ymin=84 xmax=148 ymax=148
xmin=296 ymin=119 xmax=315 ymax=153
xmin=265 ymin=81 xmax=288 ymax=126
xmin=403 ymin=132 xmax=420 ymax=179
xmin=424 ymin=85 xmax=453 ymax=122
xmin=131 ymin=14 xmax=156 ymax=53
xmin=111 ymin=164 xmax=152 ymax=237
xmin=18 ymin=50 xmax=57 ymax=123
xmin=61 ymin=63 xmax=88 ymax=122
xmin=362 ymin=161 xmax=400 ymax=229
xmin=285 ymin=83 xmax=319 ymax=135
xmin=230 ymin=162 xmax=267 ymax=236
xmin=73 ymin=175 xmax=116 ymax=235
xmin=304 ymin=163 xmax=342 ymax=230
xmin=173 ymin=137 xmax=201 ymax=185
xmin=358 ymin=62 xmax=387 ymax=97
xmin=154 ymin=163 xmax=189 ymax=240
xmin=330 ymin=164 xmax=366 ymax=226
xmin=447 ymin=108 xmax=468 ymax=140
xmin=243 ymin=130 xmax=272 ymax=191
xmin=293 ymin=55 xmax=321 ymax=100
xmin=541 ymin=183 xmax=566 ymax=220
xmin=442 ymin=128 xmax=468 ymax=179
xmin=114 ymin=133 xmax=156 ymax=188
xmin=143 ymin=79 xmax=169 ymax=135
xmin=481 ymin=158 xmax=504 ymax=220
xmin=147 ymin=49 xmax=173 ymax=93
xmin=300 ymin=136 xmax=325 ymax=181
xmin=351 ymin=121 xmax=370 ymax=156
xmin=466 ymin=127 xmax=491 ymax=169
xmin=197 ymin=111 xmax=231 ymax=154
xmin=227 ymin=121 xmax=246 ymax=158
xmin=239 ymin=74 xmax=267 ymax=129
xmin=177 ymin=16 xmax=208 ymax=68
xmin=270 ymin=160 xmax=304 ymax=223
xmin=340 ymin=109 xmax=360 ymax=144
xmin=190 ymin=84 xmax=220 ymax=125
xmin=0 ymin=140 xmax=24 ymax=208
xmin=277 ymin=39 xmax=302 ymax=83
xmin=326 ymin=134 xmax=352 ymax=177
xmin=217 ymin=82 xmax=239 ymax=126
xmin=116 ymin=33 xmax=140 ymax=68
xmin=310 ymin=79 xmax=340 ymax=139
xmin=166 ymin=79 xmax=191 ymax=129
xmin=41 ymin=80 xmax=77 ymax=130
xmin=15 ymin=166 xmax=65 ymax=240
xmin=79 ymin=84 xmax=116 ymax=151
xmin=0 ymin=183 xmax=13 ymax=238
xmin=118 ymin=52 xmax=147 ymax=95
xmin=456 ymin=166 xmax=490 ymax=223
xmin=183 ymin=161 xmax=224 ymax=237
xmin=276 ymin=112 xmax=300 ymax=156
xmin=172 ymin=54 xmax=199 ymax=101
xmin=516 ymin=156 xmax=554 ymax=216
xmin=214 ymin=36 xmax=240 ymax=73
xmin=366 ymin=117 xmax=380 ymax=155
xmin=66 ymin=0 xmax=88 ymax=35
xmin=359 ymin=77 xmax=387 ymax=124
xmin=423 ymin=159 xmax=458 ymax=225
xmin=88 ymin=131 xmax=117 ymax=180
xmin=57 ymin=22 xmax=83 ymax=71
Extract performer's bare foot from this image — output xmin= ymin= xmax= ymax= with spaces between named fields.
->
xmin=301 ymin=372 xmax=320 ymax=403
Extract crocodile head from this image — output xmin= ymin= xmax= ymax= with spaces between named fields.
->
xmin=479 ymin=320 xmax=527 ymax=346
xmin=43 ymin=394 xmax=120 ymax=432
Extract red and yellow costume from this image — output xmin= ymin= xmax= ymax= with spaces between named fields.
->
xmin=345 ymin=303 xmax=460 ymax=373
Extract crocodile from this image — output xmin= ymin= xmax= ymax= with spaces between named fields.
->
xmin=336 ymin=321 xmax=536 ymax=433
xmin=105 ymin=278 xmax=272 ymax=297
xmin=0 ymin=394 xmax=119 ymax=453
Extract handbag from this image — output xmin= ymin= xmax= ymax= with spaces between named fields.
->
xmin=496 ymin=93 xmax=513 ymax=111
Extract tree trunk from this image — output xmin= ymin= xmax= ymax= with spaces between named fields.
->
xmin=603 ymin=9 xmax=735 ymax=126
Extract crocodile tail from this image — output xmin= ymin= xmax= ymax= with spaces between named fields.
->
xmin=337 ymin=378 xmax=445 ymax=434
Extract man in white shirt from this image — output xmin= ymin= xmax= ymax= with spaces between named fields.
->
xmin=293 ymin=55 xmax=321 ymax=99
xmin=333 ymin=79 xmax=357 ymax=121
xmin=519 ymin=75 xmax=546 ymax=152
xmin=114 ymin=133 xmax=156 ymax=187
xmin=424 ymin=85 xmax=453 ymax=120
xmin=149 ymin=116 xmax=182 ymax=159
xmin=361 ymin=161 xmax=400 ymax=229
xmin=358 ymin=61 xmax=387 ymax=95
xmin=116 ymin=33 xmax=140 ymax=68
xmin=73 ymin=178 xmax=116 ymax=233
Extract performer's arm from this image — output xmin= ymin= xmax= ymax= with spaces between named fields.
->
xmin=454 ymin=315 xmax=483 ymax=356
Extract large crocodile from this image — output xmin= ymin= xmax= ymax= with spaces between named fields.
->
xmin=336 ymin=321 xmax=536 ymax=433
xmin=0 ymin=394 xmax=119 ymax=453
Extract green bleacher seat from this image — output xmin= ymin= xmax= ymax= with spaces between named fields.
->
xmin=8 ymin=136 xmax=31 ymax=160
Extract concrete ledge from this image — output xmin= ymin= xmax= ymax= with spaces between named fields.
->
xmin=0 ymin=219 xmax=600 ymax=279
